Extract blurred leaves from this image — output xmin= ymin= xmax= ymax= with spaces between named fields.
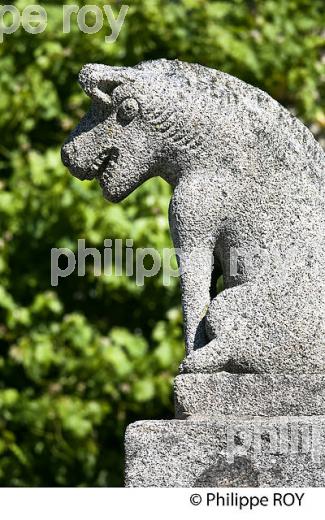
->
xmin=0 ymin=0 xmax=324 ymax=486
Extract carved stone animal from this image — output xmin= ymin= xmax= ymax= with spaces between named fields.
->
xmin=61 ymin=59 xmax=325 ymax=374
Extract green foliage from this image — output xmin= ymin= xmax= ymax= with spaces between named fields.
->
xmin=0 ymin=0 xmax=324 ymax=485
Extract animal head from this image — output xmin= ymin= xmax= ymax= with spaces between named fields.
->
xmin=61 ymin=59 xmax=207 ymax=202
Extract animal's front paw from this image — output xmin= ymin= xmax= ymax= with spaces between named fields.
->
xmin=179 ymin=340 xmax=232 ymax=374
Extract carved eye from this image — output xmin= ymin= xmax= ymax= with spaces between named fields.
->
xmin=117 ymin=98 xmax=139 ymax=125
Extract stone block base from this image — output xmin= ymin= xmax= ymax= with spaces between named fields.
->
xmin=174 ymin=373 xmax=325 ymax=418
xmin=125 ymin=416 xmax=325 ymax=487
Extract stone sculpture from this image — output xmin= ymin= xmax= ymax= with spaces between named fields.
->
xmin=62 ymin=59 xmax=325 ymax=487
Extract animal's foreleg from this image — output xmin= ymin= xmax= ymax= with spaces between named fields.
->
xmin=176 ymin=245 xmax=215 ymax=354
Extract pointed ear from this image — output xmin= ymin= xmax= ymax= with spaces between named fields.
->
xmin=78 ymin=64 xmax=137 ymax=105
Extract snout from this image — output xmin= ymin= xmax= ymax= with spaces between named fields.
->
xmin=61 ymin=141 xmax=94 ymax=181
xmin=61 ymin=143 xmax=71 ymax=169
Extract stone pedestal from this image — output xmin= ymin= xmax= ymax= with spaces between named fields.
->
xmin=125 ymin=374 xmax=325 ymax=487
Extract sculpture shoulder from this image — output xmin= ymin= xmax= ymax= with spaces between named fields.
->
xmin=169 ymin=172 xmax=226 ymax=229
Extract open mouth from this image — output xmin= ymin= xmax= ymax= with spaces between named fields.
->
xmin=92 ymin=147 xmax=120 ymax=178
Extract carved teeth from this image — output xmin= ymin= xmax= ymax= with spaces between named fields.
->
xmin=92 ymin=147 xmax=119 ymax=177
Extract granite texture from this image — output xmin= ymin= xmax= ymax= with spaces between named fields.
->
xmin=174 ymin=373 xmax=325 ymax=418
xmin=61 ymin=58 xmax=325 ymax=373
xmin=125 ymin=417 xmax=325 ymax=487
